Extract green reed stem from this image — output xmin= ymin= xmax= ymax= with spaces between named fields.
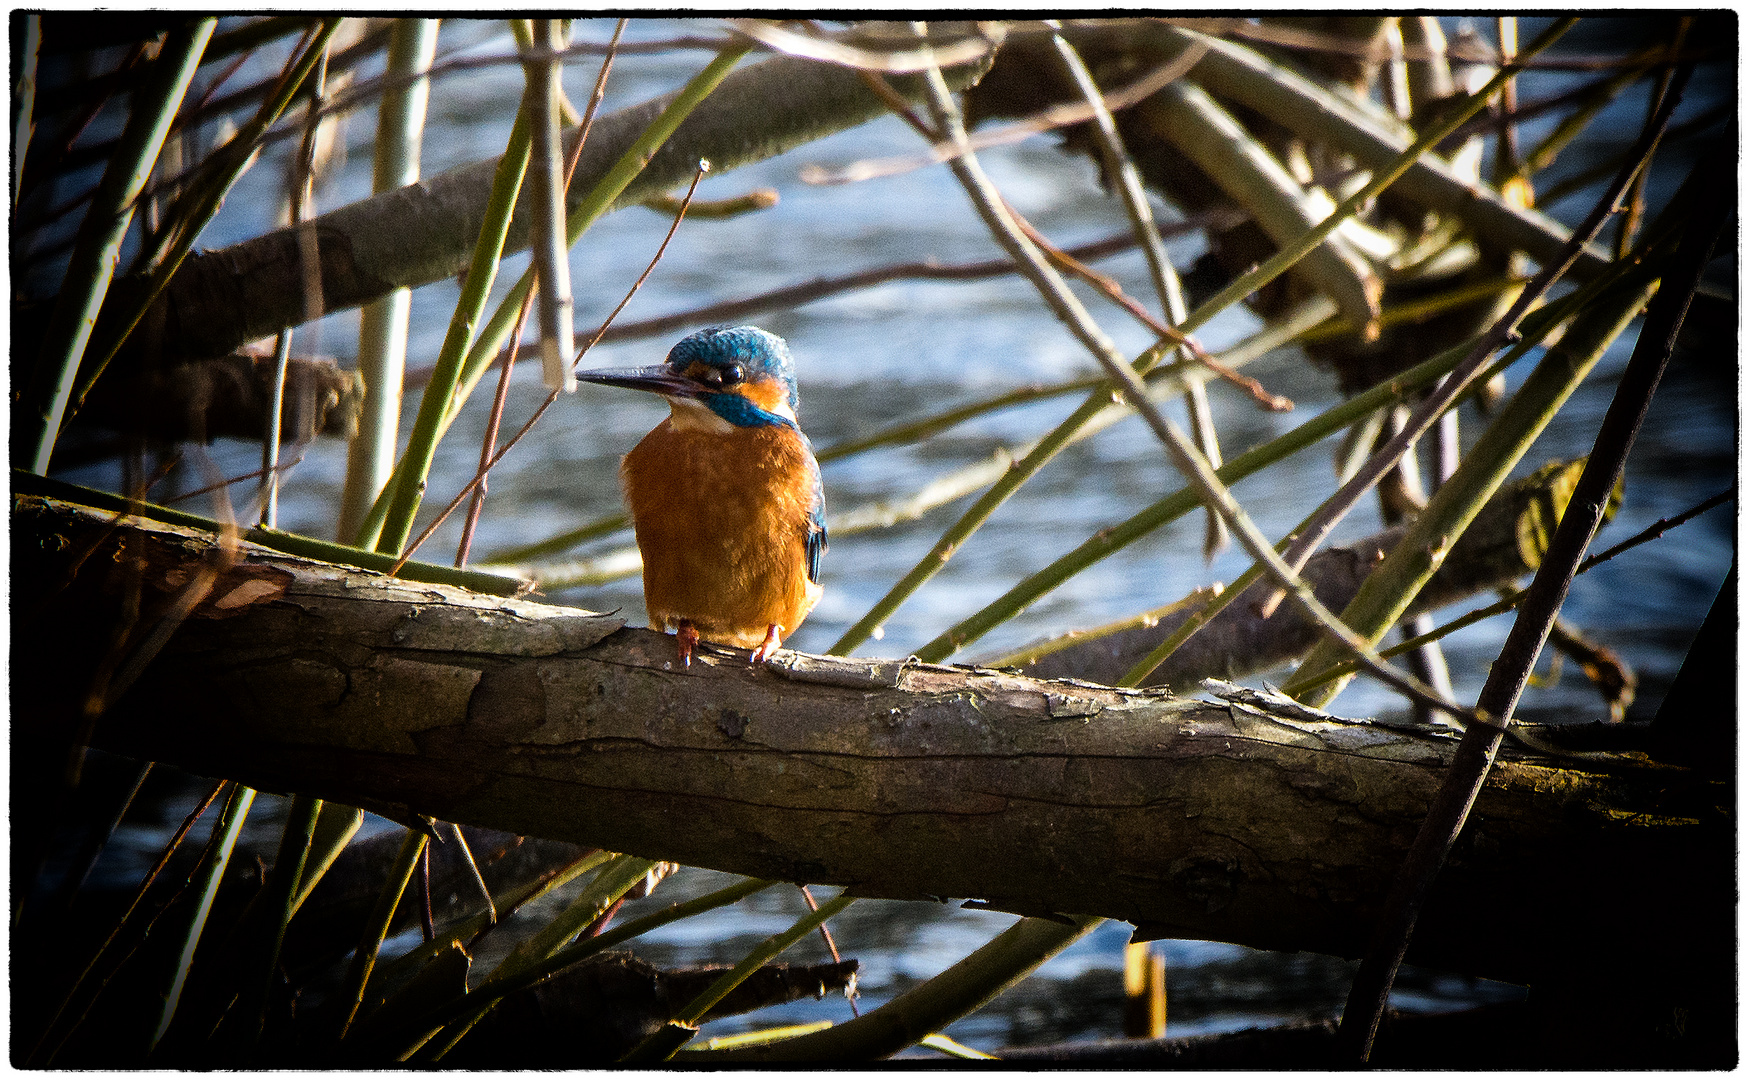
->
xmin=414 ymin=855 xmax=659 ymax=1062
xmin=697 ymin=914 xmax=1100 ymax=1062
xmin=17 ymin=471 xmax=528 ymax=596
xmin=681 ymin=1020 xmax=836 ymax=1052
xmin=364 ymin=847 xmax=612 ymax=1009
xmin=13 ymin=13 xmax=38 ymax=206
xmin=979 ymin=585 xmax=1223 ymax=670
xmin=240 ymin=794 xmax=322 ymax=1040
xmin=371 ymin=28 xmax=536 ymax=554
xmin=24 ymin=17 xmax=213 ymax=474
xmin=337 ymin=17 xmax=439 ymax=543
xmin=1290 ymin=488 xmax=1733 ymax=693
xmin=913 ymin=322 xmax=1510 ymax=665
xmin=152 ymin=783 xmax=255 ymax=1051
xmin=291 ymin=804 xmax=365 ymax=917
xmin=67 ymin=19 xmax=341 ymax=432
xmin=335 ymin=830 xmax=425 ymax=1039
xmin=416 ymin=876 xmax=775 ymax=1053
xmin=360 ymin=43 xmax=751 ymax=554
xmin=620 ymin=891 xmax=857 ymax=1063
xmin=833 ymin=21 xmax=1564 ymax=658
xmin=1286 ymin=266 xmax=1663 ymax=707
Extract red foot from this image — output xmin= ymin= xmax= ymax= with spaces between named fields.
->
xmin=750 ymin=623 xmax=783 ymax=664
xmin=676 ymin=620 xmax=700 ymax=668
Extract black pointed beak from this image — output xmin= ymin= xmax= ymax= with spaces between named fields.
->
xmin=573 ymin=365 xmax=702 ymax=398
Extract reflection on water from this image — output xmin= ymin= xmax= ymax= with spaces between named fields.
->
xmin=43 ymin=14 xmax=1733 ymax=1055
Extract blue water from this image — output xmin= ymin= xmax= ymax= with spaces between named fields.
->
xmin=46 ymin=16 xmax=1734 ymax=1054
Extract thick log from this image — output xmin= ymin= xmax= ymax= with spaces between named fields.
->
xmin=13 ymin=494 xmax=1727 ymax=991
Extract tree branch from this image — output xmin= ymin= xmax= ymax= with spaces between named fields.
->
xmin=61 ymin=51 xmax=995 ymax=378
xmin=13 ymin=494 xmax=1726 ymax=993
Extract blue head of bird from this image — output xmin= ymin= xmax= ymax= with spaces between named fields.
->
xmin=574 ymin=325 xmax=801 ymax=432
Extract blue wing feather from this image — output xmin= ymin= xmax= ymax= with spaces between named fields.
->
xmin=803 ymin=447 xmax=826 ymax=585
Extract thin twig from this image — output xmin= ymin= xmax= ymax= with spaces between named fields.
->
xmin=1003 ymin=201 xmax=1291 ymax=411
xmin=262 ymin=41 xmax=330 ymax=528
xmin=407 ymin=219 xmax=1241 ymax=388
xmin=451 ymin=824 xmax=498 ymax=927
xmin=853 ymin=66 xmax=937 ymax=139
xmin=1292 ymin=487 xmax=1735 ymax=693
xmin=1616 ymin=18 xmax=1690 ymax=259
xmin=915 ymin=26 xmax=1478 ymax=723
xmin=387 ymin=159 xmax=707 ymax=577
xmin=456 ymin=19 xmax=625 ymax=569
xmin=1334 ymin=150 xmax=1725 ymax=1064
xmin=1252 ymin=55 xmax=1693 ymax=620
xmin=806 ymin=41 xmax=1209 ymax=186
xmin=164 ymin=449 xmax=309 ymax=506
xmin=828 ymin=17 xmax=1556 ymax=658
xmin=457 ymin=293 xmax=534 ymax=569
xmin=27 ymin=780 xmax=229 ymax=1066
xmin=798 ymin=884 xmax=859 ymax=1016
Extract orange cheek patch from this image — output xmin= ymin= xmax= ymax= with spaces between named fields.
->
xmin=741 ymin=377 xmax=790 ymax=413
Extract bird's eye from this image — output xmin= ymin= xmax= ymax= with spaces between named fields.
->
xmin=720 ymin=363 xmax=746 ymax=386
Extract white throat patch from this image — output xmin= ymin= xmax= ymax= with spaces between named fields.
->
xmin=666 ymin=396 xmax=736 ymax=434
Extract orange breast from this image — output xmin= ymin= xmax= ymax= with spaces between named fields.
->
xmin=620 ymin=418 xmax=822 ymax=648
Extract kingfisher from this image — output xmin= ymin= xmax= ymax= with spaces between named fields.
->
xmin=576 ymin=325 xmax=826 ymax=666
